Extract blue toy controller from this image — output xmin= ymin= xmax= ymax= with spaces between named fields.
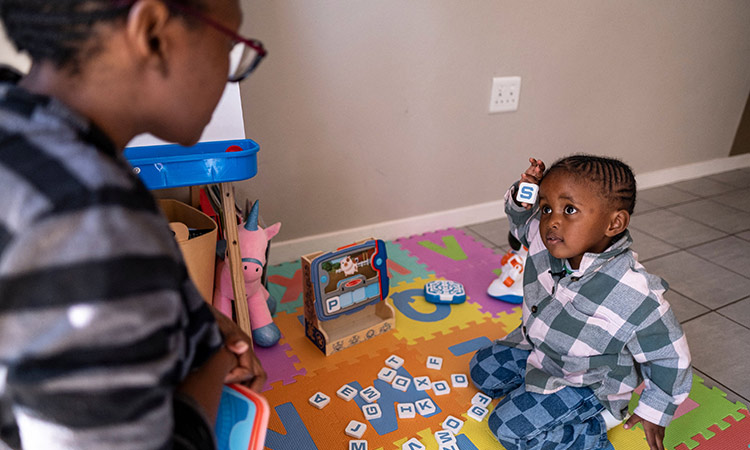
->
xmin=424 ymin=280 xmax=466 ymax=304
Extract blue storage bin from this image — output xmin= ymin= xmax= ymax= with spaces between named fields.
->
xmin=124 ymin=139 xmax=259 ymax=189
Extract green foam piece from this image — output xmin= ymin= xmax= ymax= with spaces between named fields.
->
xmin=417 ymin=235 xmax=468 ymax=261
xmin=628 ymin=375 xmax=747 ymax=449
xmin=266 ymin=259 xmax=305 ymax=315
xmin=385 ymin=240 xmax=435 ymax=286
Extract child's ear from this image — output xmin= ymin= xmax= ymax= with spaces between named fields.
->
xmin=606 ymin=210 xmax=630 ymax=237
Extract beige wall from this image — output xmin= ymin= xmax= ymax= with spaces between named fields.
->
xmin=237 ymin=0 xmax=750 ymax=243
xmin=730 ymin=94 xmax=750 ymax=156
xmin=2 ymin=3 xmax=749 ymax=245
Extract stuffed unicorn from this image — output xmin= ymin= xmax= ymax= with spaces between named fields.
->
xmin=213 ymin=200 xmax=282 ymax=347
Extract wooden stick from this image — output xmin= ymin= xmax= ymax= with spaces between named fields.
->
xmin=220 ymin=182 xmax=253 ymax=338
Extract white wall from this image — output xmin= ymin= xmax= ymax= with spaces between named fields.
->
xmin=236 ymin=0 xmax=750 ymax=255
xmin=0 ymin=23 xmax=30 ymax=72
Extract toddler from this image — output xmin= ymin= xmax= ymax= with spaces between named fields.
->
xmin=470 ymin=155 xmax=692 ymax=450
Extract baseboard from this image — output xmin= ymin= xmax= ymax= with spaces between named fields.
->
xmin=269 ymin=154 xmax=750 ymax=264
xmin=636 ymin=153 xmax=750 ymax=189
xmin=269 ymin=200 xmax=503 ymax=264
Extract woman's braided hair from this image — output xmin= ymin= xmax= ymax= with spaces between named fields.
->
xmin=544 ymin=154 xmax=637 ymax=215
xmin=0 ymin=0 xmax=202 ymax=71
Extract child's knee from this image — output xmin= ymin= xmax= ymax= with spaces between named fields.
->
xmin=469 ymin=344 xmax=526 ymax=398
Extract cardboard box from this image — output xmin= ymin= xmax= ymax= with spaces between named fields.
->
xmin=159 ymin=199 xmax=217 ymax=303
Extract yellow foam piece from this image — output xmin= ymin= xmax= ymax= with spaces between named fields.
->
xmin=389 ymin=275 xmax=495 ymax=345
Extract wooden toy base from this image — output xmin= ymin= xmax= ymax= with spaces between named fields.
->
xmin=305 ymin=301 xmax=394 ymax=356
xmin=302 ymin=239 xmax=393 ymax=356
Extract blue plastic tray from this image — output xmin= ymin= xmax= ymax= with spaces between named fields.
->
xmin=124 ymin=139 xmax=259 ymax=189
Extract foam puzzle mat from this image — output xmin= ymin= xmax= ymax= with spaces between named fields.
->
xmin=258 ymin=228 xmax=750 ymax=449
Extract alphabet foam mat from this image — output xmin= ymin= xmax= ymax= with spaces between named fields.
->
xmin=257 ymin=228 xmax=749 ymax=449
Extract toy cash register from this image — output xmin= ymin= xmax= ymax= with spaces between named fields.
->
xmin=302 ymin=238 xmax=395 ymax=356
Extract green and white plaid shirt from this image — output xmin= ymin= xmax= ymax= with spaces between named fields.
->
xmin=498 ymin=183 xmax=692 ymax=427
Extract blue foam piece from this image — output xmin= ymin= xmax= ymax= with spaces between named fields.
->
xmin=349 ymin=367 xmax=441 ymax=436
xmin=264 ymin=403 xmax=318 ymax=450
xmin=392 ymin=288 xmax=451 ymax=323
xmin=449 ymin=336 xmax=493 ymax=356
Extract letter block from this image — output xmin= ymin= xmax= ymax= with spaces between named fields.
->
xmin=337 ymin=384 xmax=358 ymax=401
xmin=434 ymin=429 xmax=456 ymax=446
xmin=467 ymin=405 xmax=489 ymax=422
xmin=413 ymin=376 xmax=431 ymax=391
xmin=432 ymin=380 xmax=451 ymax=396
xmin=308 ymin=391 xmax=330 ymax=409
xmin=349 ymin=440 xmax=368 ymax=450
xmin=362 ymin=403 xmax=382 ymax=421
xmin=378 ymin=367 xmax=397 ymax=383
xmin=516 ymin=182 xmax=539 ymax=204
xmin=442 ymin=415 xmax=464 ymax=435
xmin=385 ymin=354 xmax=405 ymax=369
xmin=450 ymin=374 xmax=468 ymax=388
xmin=471 ymin=392 xmax=492 ymax=408
xmin=360 ymin=386 xmax=381 ymax=403
xmin=345 ymin=420 xmax=367 ymax=439
xmin=415 ymin=398 xmax=437 ymax=417
xmin=426 ymin=356 xmax=443 ymax=370
xmin=397 ymin=402 xmax=416 ymax=419
xmin=402 ymin=438 xmax=426 ymax=450
xmin=392 ymin=375 xmax=411 ymax=392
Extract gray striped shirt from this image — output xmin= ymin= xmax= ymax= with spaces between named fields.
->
xmin=0 ymin=83 xmax=222 ymax=449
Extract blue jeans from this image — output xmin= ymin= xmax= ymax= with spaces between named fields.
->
xmin=469 ymin=343 xmax=612 ymax=450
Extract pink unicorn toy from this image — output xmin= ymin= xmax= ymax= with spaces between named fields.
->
xmin=213 ymin=200 xmax=281 ymax=347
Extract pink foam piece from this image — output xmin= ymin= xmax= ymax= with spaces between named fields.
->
xmin=452 ymin=258 xmax=521 ymax=317
xmin=397 ymin=229 xmax=519 ymax=317
xmin=396 ymin=229 xmax=497 ymax=276
xmin=632 ymin=382 xmax=697 ymax=420
xmin=672 ymin=397 xmax=700 ymax=419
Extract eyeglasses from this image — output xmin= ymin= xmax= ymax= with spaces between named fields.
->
xmin=113 ymin=0 xmax=267 ymax=82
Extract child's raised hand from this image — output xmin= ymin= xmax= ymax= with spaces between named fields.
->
xmin=624 ymin=413 xmax=665 ymax=450
xmin=521 ymin=157 xmax=545 ymax=184
xmin=516 ymin=157 xmax=545 ymax=209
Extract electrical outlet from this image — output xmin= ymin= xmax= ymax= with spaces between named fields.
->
xmin=489 ymin=76 xmax=521 ymax=113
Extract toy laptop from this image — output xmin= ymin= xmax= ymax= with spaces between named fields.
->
xmin=302 ymin=238 xmax=395 ymax=356
xmin=215 ymin=384 xmax=269 ymax=450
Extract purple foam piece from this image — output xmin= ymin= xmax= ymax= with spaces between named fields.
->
xmin=397 ymin=229 xmax=520 ymax=317
xmin=254 ymin=338 xmax=306 ymax=392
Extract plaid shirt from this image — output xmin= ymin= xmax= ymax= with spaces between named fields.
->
xmin=498 ymin=183 xmax=692 ymax=427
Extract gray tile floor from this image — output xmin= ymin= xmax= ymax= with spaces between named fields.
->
xmin=462 ymin=167 xmax=750 ymax=407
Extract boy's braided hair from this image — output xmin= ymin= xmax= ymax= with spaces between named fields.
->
xmin=0 ymin=0 xmax=203 ymax=71
xmin=545 ymin=154 xmax=637 ymax=215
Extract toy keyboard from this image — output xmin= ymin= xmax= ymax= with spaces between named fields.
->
xmin=424 ymin=280 xmax=466 ymax=304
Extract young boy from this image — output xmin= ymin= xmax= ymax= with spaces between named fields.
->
xmin=0 ymin=0 xmax=267 ymax=448
xmin=470 ymin=155 xmax=692 ymax=450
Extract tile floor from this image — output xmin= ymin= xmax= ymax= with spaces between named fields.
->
xmin=462 ymin=166 xmax=750 ymax=406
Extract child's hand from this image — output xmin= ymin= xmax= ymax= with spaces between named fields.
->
xmin=210 ymin=305 xmax=267 ymax=391
xmin=517 ymin=157 xmax=545 ymax=209
xmin=521 ymin=157 xmax=545 ymax=184
xmin=624 ymin=413 xmax=665 ymax=450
